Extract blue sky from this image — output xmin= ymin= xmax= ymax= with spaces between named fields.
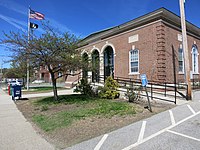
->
xmin=0 ymin=0 xmax=200 ymax=68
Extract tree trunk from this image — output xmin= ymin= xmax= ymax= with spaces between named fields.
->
xmin=52 ymin=78 xmax=58 ymax=101
xmin=50 ymin=71 xmax=58 ymax=101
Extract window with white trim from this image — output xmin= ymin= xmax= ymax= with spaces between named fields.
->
xmin=178 ymin=46 xmax=184 ymax=73
xmin=129 ymin=49 xmax=139 ymax=73
xmin=192 ymin=44 xmax=199 ymax=74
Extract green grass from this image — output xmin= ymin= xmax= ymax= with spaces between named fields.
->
xmin=30 ymin=86 xmax=64 ymax=91
xmin=30 ymin=87 xmax=54 ymax=91
xmin=34 ymin=94 xmax=96 ymax=106
xmin=22 ymin=86 xmax=65 ymax=93
xmin=32 ymin=95 xmax=137 ymax=132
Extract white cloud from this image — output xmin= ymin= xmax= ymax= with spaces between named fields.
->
xmin=45 ymin=17 xmax=81 ymax=36
xmin=0 ymin=0 xmax=27 ymax=15
xmin=0 ymin=14 xmax=26 ymax=32
xmin=46 ymin=17 xmax=71 ymax=32
xmin=0 ymin=0 xmax=79 ymax=36
xmin=0 ymin=13 xmax=45 ymax=33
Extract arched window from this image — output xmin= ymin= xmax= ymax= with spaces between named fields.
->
xmin=192 ymin=45 xmax=199 ymax=74
xmin=82 ymin=53 xmax=89 ymax=79
xmin=178 ymin=45 xmax=184 ymax=73
xmin=129 ymin=49 xmax=139 ymax=74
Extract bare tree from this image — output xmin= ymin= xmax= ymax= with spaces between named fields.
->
xmin=1 ymin=25 xmax=81 ymax=101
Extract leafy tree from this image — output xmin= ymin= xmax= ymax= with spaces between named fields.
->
xmin=1 ymin=24 xmax=81 ymax=101
xmin=3 ymin=60 xmax=33 ymax=87
xmin=3 ymin=68 xmax=18 ymax=78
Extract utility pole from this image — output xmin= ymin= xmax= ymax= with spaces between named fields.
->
xmin=179 ymin=0 xmax=191 ymax=100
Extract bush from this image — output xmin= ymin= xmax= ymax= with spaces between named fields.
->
xmin=98 ymin=76 xmax=120 ymax=99
xmin=125 ymin=87 xmax=141 ymax=103
xmin=74 ymin=78 xmax=96 ymax=96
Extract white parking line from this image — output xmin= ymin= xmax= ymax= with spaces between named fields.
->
xmin=167 ymin=130 xmax=200 ymax=142
xmin=187 ymin=104 xmax=196 ymax=115
xmin=137 ymin=121 xmax=146 ymax=144
xmin=169 ymin=110 xmax=175 ymax=125
xmin=122 ymin=110 xmax=200 ymax=150
xmin=94 ymin=134 xmax=108 ymax=150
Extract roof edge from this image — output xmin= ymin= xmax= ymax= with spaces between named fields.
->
xmin=79 ymin=7 xmax=200 ymax=46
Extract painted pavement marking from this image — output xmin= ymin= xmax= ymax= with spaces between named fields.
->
xmin=169 ymin=110 xmax=175 ymax=125
xmin=187 ymin=104 xmax=196 ymax=115
xmin=94 ymin=134 xmax=108 ymax=150
xmin=137 ymin=121 xmax=147 ymax=144
xmin=167 ymin=130 xmax=200 ymax=142
xmin=122 ymin=110 xmax=200 ymax=150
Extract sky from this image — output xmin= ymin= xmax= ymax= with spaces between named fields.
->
xmin=0 ymin=0 xmax=200 ymax=68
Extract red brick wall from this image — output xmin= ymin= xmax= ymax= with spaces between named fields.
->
xmin=80 ymin=21 xmax=161 ymax=81
xmin=79 ymin=20 xmax=200 ymax=83
xmin=164 ymin=23 xmax=200 ymax=83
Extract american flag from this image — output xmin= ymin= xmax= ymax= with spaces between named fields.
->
xmin=29 ymin=9 xmax=44 ymax=20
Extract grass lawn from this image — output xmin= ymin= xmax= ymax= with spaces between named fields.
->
xmin=22 ymin=86 xmax=65 ymax=94
xmin=32 ymin=94 xmax=137 ymax=132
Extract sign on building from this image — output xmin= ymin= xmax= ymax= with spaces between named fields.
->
xmin=140 ymin=74 xmax=148 ymax=87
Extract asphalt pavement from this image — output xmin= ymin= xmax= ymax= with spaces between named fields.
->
xmin=66 ymin=91 xmax=200 ymax=150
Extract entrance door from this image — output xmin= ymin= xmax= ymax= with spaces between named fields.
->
xmin=104 ymin=46 xmax=114 ymax=81
xmin=82 ymin=53 xmax=89 ymax=79
xmin=92 ymin=50 xmax=100 ymax=82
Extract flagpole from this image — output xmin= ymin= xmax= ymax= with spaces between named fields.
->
xmin=27 ymin=6 xmax=30 ymax=90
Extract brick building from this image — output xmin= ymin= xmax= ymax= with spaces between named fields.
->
xmin=34 ymin=66 xmax=66 ymax=83
xmin=78 ymin=7 xmax=200 ymax=84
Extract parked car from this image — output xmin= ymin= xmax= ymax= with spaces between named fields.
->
xmin=32 ymin=80 xmax=45 ymax=84
xmin=8 ymin=80 xmax=22 ymax=86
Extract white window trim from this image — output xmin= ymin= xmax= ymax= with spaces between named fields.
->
xmin=191 ymin=45 xmax=199 ymax=74
xmin=129 ymin=49 xmax=139 ymax=75
xmin=178 ymin=46 xmax=185 ymax=74
xmin=129 ymin=72 xmax=140 ymax=75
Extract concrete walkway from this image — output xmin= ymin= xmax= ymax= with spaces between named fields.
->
xmin=193 ymin=90 xmax=200 ymax=102
xmin=22 ymin=89 xmax=76 ymax=99
xmin=0 ymin=89 xmax=55 ymax=150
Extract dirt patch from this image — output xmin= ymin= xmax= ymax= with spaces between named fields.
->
xmin=16 ymin=98 xmax=174 ymax=149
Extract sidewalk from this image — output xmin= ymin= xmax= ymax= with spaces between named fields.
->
xmin=22 ymin=89 xmax=76 ymax=98
xmin=0 ymin=89 xmax=55 ymax=150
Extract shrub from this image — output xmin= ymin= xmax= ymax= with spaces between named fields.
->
xmin=98 ymin=76 xmax=120 ymax=99
xmin=74 ymin=78 xmax=96 ymax=96
xmin=125 ymin=87 xmax=141 ymax=103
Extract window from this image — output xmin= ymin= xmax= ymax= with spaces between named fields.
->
xmin=178 ymin=47 xmax=184 ymax=73
xmin=129 ymin=49 xmax=139 ymax=74
xmin=192 ymin=45 xmax=199 ymax=74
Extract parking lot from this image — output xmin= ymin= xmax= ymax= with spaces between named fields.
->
xmin=66 ymin=101 xmax=200 ymax=150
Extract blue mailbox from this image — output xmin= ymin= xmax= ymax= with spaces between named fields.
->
xmin=12 ymin=85 xmax=22 ymax=100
